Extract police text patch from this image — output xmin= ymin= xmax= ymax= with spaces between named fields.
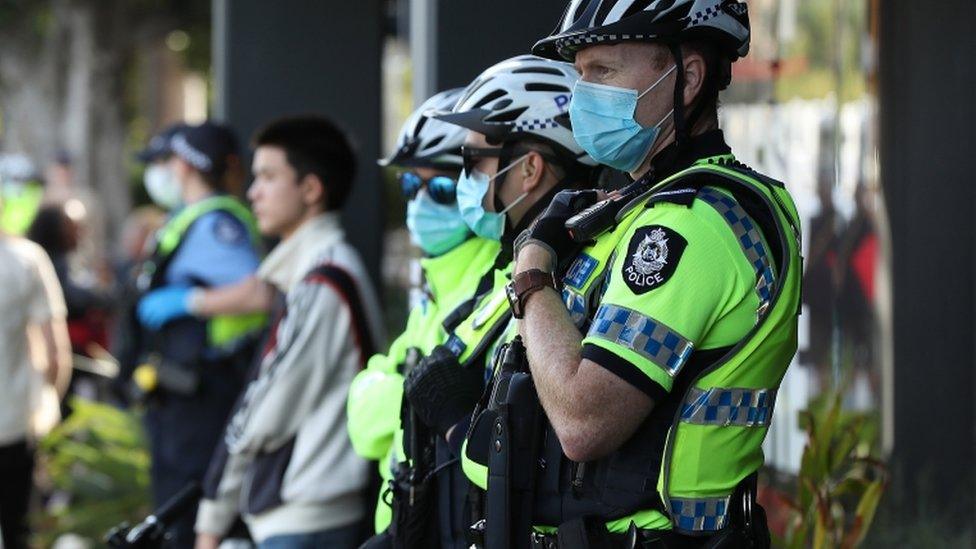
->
xmin=621 ymin=225 xmax=687 ymax=294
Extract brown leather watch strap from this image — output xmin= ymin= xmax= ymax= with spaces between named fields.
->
xmin=508 ymin=269 xmax=559 ymax=318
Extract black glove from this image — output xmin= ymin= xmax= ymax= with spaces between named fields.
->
xmin=403 ymin=345 xmax=484 ymax=436
xmin=515 ymin=189 xmax=600 ymax=271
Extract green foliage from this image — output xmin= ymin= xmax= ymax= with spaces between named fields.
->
xmin=34 ymin=397 xmax=151 ymax=546
xmin=775 ymin=388 xmax=887 ymax=548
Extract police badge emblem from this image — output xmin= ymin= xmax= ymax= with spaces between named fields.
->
xmin=622 ymin=225 xmax=686 ymax=294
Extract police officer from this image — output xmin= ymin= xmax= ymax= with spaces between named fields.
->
xmin=132 ymin=121 xmax=266 ymax=547
xmin=347 ymin=87 xmax=500 ymax=542
xmin=0 ymin=154 xmax=44 ymax=235
xmin=400 ymin=55 xmax=599 ymax=548
xmin=466 ymin=1 xmax=803 ymax=547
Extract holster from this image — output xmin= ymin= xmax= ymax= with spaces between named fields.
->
xmin=483 ymin=336 xmax=544 ymax=549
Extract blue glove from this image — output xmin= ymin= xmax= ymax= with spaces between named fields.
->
xmin=137 ymin=286 xmax=193 ymax=330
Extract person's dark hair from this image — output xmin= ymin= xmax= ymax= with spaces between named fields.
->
xmin=27 ymin=205 xmax=74 ymax=255
xmin=253 ymin=116 xmax=357 ymax=211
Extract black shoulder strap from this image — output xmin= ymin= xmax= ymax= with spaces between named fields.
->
xmin=304 ymin=264 xmax=378 ymax=362
xmin=644 ymin=166 xmax=791 ymax=274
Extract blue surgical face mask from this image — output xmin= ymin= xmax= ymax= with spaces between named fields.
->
xmin=406 ymin=188 xmax=470 ymax=256
xmin=569 ymin=65 xmax=676 ymax=173
xmin=456 ymin=155 xmax=529 ymax=241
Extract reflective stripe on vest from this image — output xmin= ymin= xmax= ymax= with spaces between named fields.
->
xmin=680 ymin=387 xmax=777 ymax=427
xmin=588 ymin=303 xmax=695 ymax=378
xmin=669 ymin=495 xmax=730 ymax=532
xmin=697 ymin=187 xmax=776 ymax=312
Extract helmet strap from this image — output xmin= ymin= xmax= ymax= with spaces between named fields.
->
xmin=669 ymin=43 xmax=688 ymax=153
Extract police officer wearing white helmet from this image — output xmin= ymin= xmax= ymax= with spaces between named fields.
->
xmin=473 ymin=1 xmax=803 ymax=547
xmin=397 ymin=55 xmax=600 ymax=548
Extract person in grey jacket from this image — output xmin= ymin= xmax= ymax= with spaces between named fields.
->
xmin=194 ymin=116 xmax=385 ymax=549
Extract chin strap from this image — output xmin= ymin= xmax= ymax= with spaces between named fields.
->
xmin=669 ymin=43 xmax=688 ymax=155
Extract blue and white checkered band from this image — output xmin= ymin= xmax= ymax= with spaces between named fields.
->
xmin=588 ymin=303 xmax=694 ymax=377
xmin=171 ymin=134 xmax=213 ymax=172
xmin=670 ymin=495 xmax=730 ymax=532
xmin=555 ymin=33 xmax=652 ymax=58
xmin=562 ymin=287 xmax=588 ymax=328
xmin=697 ymin=187 xmax=775 ymax=314
xmin=690 ymin=4 xmax=722 ymax=26
xmin=680 ymin=387 xmax=777 ymax=427
xmin=512 ymin=118 xmax=561 ymax=132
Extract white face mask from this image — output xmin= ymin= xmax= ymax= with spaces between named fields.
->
xmin=143 ymin=164 xmax=182 ymax=210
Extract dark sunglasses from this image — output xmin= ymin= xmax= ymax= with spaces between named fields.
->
xmin=461 ymin=146 xmax=507 ymax=176
xmin=461 ymin=145 xmax=562 ymax=176
xmin=398 ymin=172 xmax=457 ymax=204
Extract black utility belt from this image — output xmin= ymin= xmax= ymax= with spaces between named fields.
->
xmin=528 ymin=524 xmax=708 ymax=549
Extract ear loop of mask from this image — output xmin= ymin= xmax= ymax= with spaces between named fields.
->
xmin=636 ymin=64 xmax=678 ymax=100
xmin=491 ymin=153 xmax=532 ymax=215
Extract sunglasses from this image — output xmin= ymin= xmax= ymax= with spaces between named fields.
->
xmin=461 ymin=145 xmax=562 ymax=176
xmin=461 ymin=146 xmax=508 ymax=176
xmin=399 ymin=172 xmax=457 ymax=204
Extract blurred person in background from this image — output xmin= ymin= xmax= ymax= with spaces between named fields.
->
xmin=0 ymin=193 xmax=71 ymax=549
xmin=836 ymin=181 xmax=879 ymax=402
xmin=27 ymin=204 xmax=114 ymax=356
xmin=112 ymin=122 xmax=189 ymax=399
xmin=193 ymin=116 xmax=385 ymax=549
xmin=128 ymin=121 xmax=267 ymax=547
xmin=804 ymin=177 xmax=840 ymax=386
xmin=0 ymin=153 xmax=44 ymax=236
xmin=27 ymin=204 xmax=114 ymax=407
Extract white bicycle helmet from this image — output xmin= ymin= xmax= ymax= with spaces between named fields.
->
xmin=379 ymin=88 xmax=468 ymax=169
xmin=433 ymin=55 xmax=597 ymax=168
xmin=534 ymin=0 xmax=750 ymax=69
xmin=0 ymin=153 xmax=39 ymax=184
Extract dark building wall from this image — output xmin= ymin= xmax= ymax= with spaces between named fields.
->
xmin=879 ymin=0 xmax=976 ymax=513
xmin=212 ymin=0 xmax=384 ymax=286
xmin=435 ymin=1 xmax=567 ymax=90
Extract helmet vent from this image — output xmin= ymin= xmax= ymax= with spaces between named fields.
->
xmin=525 ymin=83 xmax=571 ymax=93
xmin=484 ymin=106 xmax=528 ymax=124
xmin=472 ymin=89 xmax=507 ymax=109
xmin=491 ymin=98 xmax=514 ymax=111
xmin=425 ymin=135 xmax=445 ymax=150
xmin=512 ymin=66 xmax=565 ymax=77
xmin=412 ymin=115 xmax=429 ymax=138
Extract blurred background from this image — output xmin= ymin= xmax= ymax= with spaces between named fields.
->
xmin=0 ymin=0 xmax=972 ymax=546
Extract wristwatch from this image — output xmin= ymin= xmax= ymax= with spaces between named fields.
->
xmin=506 ymin=269 xmax=560 ymax=319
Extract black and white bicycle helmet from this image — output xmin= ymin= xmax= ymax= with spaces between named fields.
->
xmin=379 ymin=87 xmax=468 ymax=169
xmin=433 ymin=55 xmax=597 ymax=168
xmin=533 ymin=0 xmax=750 ymax=65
